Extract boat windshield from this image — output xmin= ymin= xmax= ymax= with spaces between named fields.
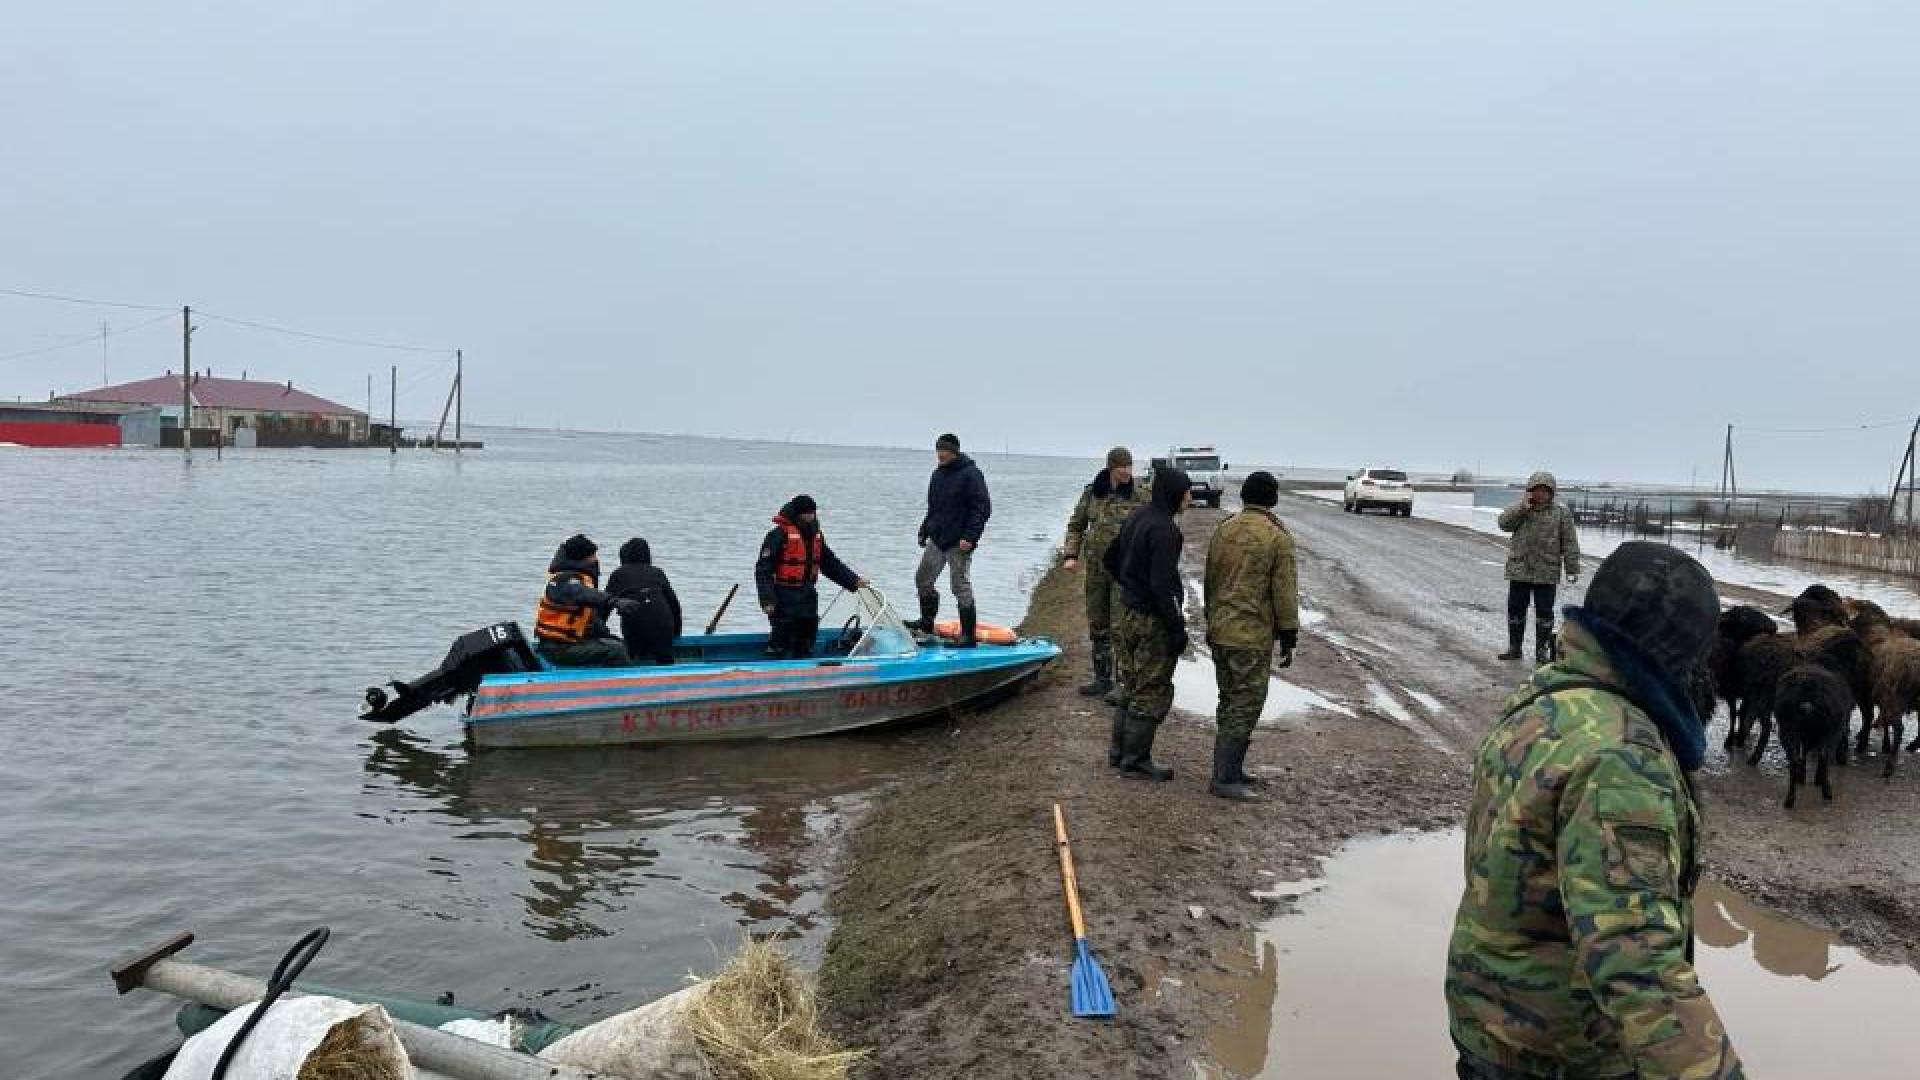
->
xmin=842 ymin=586 xmax=919 ymax=659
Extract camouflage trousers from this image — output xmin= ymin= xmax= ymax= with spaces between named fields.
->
xmin=1116 ymin=605 xmax=1180 ymax=722
xmin=1084 ymin=553 xmax=1123 ymax=680
xmin=1210 ymin=644 xmax=1273 ymax=740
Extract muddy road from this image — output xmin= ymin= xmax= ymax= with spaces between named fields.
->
xmin=1276 ymin=490 xmax=1920 ymax=962
xmin=819 ymin=491 xmax=1920 ymax=1080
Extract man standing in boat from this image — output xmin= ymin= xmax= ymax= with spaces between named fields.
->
xmin=756 ymin=495 xmax=869 ymax=660
xmin=1103 ymin=467 xmax=1192 ymax=780
xmin=908 ymin=433 xmax=993 ymax=647
xmin=1062 ymin=446 xmax=1152 ymax=703
xmin=533 ymin=533 xmax=638 ymax=668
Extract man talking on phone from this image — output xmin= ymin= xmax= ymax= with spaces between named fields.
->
xmin=1497 ymin=471 xmax=1581 ymax=662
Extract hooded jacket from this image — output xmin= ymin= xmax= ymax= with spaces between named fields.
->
xmin=1498 ymin=471 xmax=1581 ymax=584
xmin=606 ymin=538 xmax=683 ymax=641
xmin=1104 ymin=468 xmax=1190 ymax=635
xmin=538 ymin=546 xmax=617 ymax=643
xmin=756 ymin=498 xmax=862 ymax=611
xmin=920 ymin=453 xmax=993 ymax=551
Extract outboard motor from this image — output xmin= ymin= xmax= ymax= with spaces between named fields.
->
xmin=361 ymin=622 xmax=542 ymax=723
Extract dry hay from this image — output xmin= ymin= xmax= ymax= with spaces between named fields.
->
xmin=687 ymin=939 xmax=865 ymax=1080
xmin=296 ymin=1013 xmax=406 ymax=1080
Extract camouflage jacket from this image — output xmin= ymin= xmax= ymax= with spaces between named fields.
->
xmin=1447 ymin=620 xmax=1743 ymax=1080
xmin=1063 ymin=475 xmax=1152 ymax=561
xmin=1499 ymin=499 xmax=1581 ymax=584
xmin=1202 ymin=507 xmax=1299 ymax=648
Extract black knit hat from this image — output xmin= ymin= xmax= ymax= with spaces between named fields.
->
xmin=560 ymin=533 xmax=597 ymax=561
xmin=788 ymin=494 xmax=818 ymax=516
xmin=1583 ymin=542 xmax=1719 ymax=680
xmin=619 ymin=537 xmax=651 ymax=565
xmin=936 ymin=433 xmax=961 ymax=453
xmin=1241 ymin=471 xmax=1280 ymax=508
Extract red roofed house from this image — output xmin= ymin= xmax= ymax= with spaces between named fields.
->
xmin=61 ymin=371 xmax=368 ymax=448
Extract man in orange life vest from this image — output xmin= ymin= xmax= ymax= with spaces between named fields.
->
xmin=755 ymin=495 xmax=869 ymax=660
xmin=533 ymin=533 xmax=638 ymax=668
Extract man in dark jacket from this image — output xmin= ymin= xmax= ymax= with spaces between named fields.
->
xmin=606 ymin=537 xmax=683 ymax=666
xmin=1102 ymin=467 xmax=1193 ymax=780
xmin=532 ymin=533 xmax=636 ymax=668
xmin=755 ymin=495 xmax=869 ymax=659
xmin=909 ymin=433 xmax=993 ymax=646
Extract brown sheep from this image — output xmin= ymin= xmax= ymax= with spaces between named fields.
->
xmin=1847 ymin=601 xmax=1920 ymax=778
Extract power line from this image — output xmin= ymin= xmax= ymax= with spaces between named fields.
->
xmin=1737 ymin=418 xmax=1914 ymax=436
xmin=196 ymin=310 xmax=451 ymax=355
xmin=0 ymin=285 xmax=173 ymax=312
xmin=0 ymin=311 xmax=176 ymax=364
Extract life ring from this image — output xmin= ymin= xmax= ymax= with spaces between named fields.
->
xmin=932 ymin=619 xmax=1019 ymax=646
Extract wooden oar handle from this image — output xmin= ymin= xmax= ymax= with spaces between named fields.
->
xmin=1053 ymin=803 xmax=1088 ymax=941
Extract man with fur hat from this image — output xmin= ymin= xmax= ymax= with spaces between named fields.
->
xmin=1447 ymin=541 xmax=1744 ymax=1079
xmin=1062 ymin=446 xmax=1153 ymax=701
xmin=1201 ymin=471 xmax=1300 ymax=801
xmin=532 ymin=533 xmax=638 ymax=668
xmin=1498 ymin=470 xmax=1582 ymax=662
xmin=756 ymin=495 xmax=869 ymax=660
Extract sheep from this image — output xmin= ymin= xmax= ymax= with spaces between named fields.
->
xmin=1710 ymin=605 xmax=1779 ymax=735
xmin=1770 ymin=633 xmax=1869 ymax=808
xmin=1848 ymin=601 xmax=1920 ymax=778
xmin=1731 ymin=633 xmax=1800 ymax=764
xmin=1841 ymin=595 xmax=1920 ymax=641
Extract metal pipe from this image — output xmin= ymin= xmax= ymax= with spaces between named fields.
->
xmin=137 ymin=957 xmax=624 ymax=1080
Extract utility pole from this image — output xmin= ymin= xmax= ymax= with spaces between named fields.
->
xmin=1718 ymin=424 xmax=1737 ymax=515
xmin=389 ymin=364 xmax=398 ymax=455
xmin=100 ymin=320 xmax=110 ymax=386
xmin=454 ymin=349 xmax=463 ymax=454
xmin=1887 ymin=416 xmax=1919 ymax=536
xmin=181 ymin=306 xmax=193 ymax=461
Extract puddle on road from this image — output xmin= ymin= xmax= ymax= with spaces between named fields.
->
xmin=1172 ymin=656 xmax=1355 ymax=725
xmin=1198 ymin=830 xmax=1920 ymax=1080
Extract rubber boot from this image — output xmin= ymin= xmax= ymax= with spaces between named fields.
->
xmin=1118 ymin=713 xmax=1174 ymax=781
xmin=1078 ymin=641 xmax=1114 ymax=698
xmin=953 ymin=605 xmax=978 ymax=649
xmin=1103 ymin=678 xmax=1125 ymax=707
xmin=1209 ymin=736 xmax=1258 ymax=801
xmin=1535 ymin=619 xmax=1557 ymax=664
xmin=1497 ymin=617 xmax=1525 ymax=661
xmin=1233 ymin=739 xmax=1269 ymax=788
xmin=1107 ymin=705 xmax=1127 ymax=767
xmin=905 ymin=591 xmax=938 ymax=636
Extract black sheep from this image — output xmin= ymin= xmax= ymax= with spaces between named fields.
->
xmin=1731 ymin=633 xmax=1799 ymax=763
xmin=1770 ymin=632 xmax=1870 ymax=808
xmin=1711 ymin=605 xmax=1779 ymax=743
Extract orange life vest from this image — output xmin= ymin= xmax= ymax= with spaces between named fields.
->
xmin=771 ymin=516 xmax=825 ymax=588
xmin=534 ymin=570 xmax=598 ymax=644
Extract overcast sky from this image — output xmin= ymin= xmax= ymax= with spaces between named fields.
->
xmin=4 ymin=2 xmax=1915 ymax=490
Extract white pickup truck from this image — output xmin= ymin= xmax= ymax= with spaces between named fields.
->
xmin=1150 ymin=445 xmax=1230 ymax=508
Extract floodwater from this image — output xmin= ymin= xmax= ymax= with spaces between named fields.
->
xmin=1295 ymin=487 xmax=1920 ymax=612
xmin=0 ymin=430 xmax=1084 ymax=1078
xmin=1170 ymin=653 xmax=1353 ymax=728
xmin=1197 ymin=829 xmax=1920 ymax=1079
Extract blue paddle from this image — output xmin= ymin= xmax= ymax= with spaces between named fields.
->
xmin=1052 ymin=803 xmax=1116 ymax=1019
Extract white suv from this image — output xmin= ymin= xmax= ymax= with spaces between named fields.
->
xmin=1344 ymin=467 xmax=1414 ymax=516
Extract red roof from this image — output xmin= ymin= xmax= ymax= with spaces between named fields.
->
xmin=64 ymin=374 xmax=362 ymax=417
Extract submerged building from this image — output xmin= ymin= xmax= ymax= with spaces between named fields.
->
xmin=59 ymin=372 xmax=368 ymax=447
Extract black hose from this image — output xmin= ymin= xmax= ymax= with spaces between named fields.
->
xmin=210 ymin=927 xmax=331 ymax=1080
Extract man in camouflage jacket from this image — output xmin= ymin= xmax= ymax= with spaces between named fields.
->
xmin=1201 ymin=471 xmax=1299 ymax=801
xmin=1063 ymin=446 xmax=1152 ymax=701
xmin=1446 ymin=541 xmax=1744 ymax=1080
xmin=1498 ymin=470 xmax=1582 ymax=662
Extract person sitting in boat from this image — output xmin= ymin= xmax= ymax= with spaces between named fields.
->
xmin=533 ymin=533 xmax=635 ymax=668
xmin=606 ymin=536 xmax=683 ymax=666
xmin=755 ymin=495 xmax=869 ymax=660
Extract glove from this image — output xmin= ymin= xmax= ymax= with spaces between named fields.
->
xmin=1165 ymin=620 xmax=1189 ymax=653
xmin=1277 ymin=627 xmax=1298 ymax=668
